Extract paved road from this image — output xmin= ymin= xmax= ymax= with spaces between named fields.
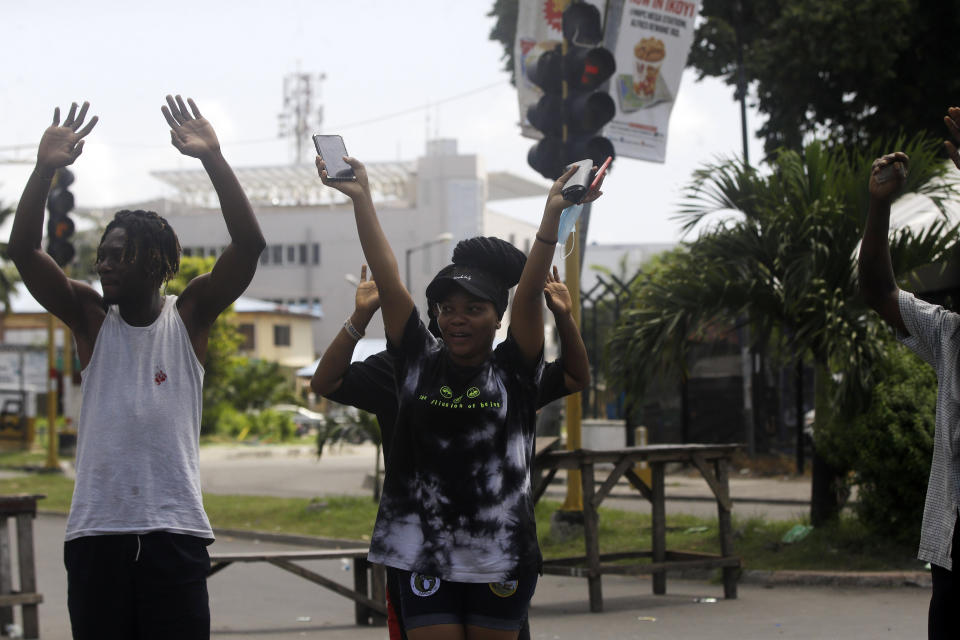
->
xmin=22 ymin=514 xmax=929 ymax=639
xmin=198 ymin=443 xmax=820 ymax=521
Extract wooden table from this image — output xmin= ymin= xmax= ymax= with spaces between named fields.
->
xmin=533 ymin=444 xmax=741 ymax=612
xmin=208 ymin=548 xmax=387 ymax=625
xmin=0 ymin=494 xmax=45 ymax=639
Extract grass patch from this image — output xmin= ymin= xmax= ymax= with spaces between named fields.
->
xmin=0 ymin=474 xmax=921 ymax=572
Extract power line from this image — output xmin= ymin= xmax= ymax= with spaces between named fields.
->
xmin=0 ymin=79 xmax=510 ymax=152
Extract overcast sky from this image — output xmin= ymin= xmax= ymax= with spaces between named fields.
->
xmin=0 ymin=0 xmax=764 ymax=245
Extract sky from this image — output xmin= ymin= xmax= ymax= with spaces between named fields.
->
xmin=0 ymin=0 xmax=765 ymax=245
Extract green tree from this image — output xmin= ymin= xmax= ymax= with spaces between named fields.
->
xmin=690 ymin=1 xmax=960 ymax=155
xmin=821 ymin=339 xmax=935 ymax=544
xmin=229 ymin=358 xmax=297 ymax=412
xmin=164 ymin=256 xmax=243 ymax=434
xmin=488 ymin=0 xmax=520 ymax=82
xmin=0 ymin=202 xmax=21 ymax=312
xmin=607 ymin=134 xmax=958 ymax=524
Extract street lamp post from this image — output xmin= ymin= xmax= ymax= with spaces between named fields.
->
xmin=405 ymin=233 xmax=453 ymax=293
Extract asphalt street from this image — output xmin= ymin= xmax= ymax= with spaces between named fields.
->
xmin=10 ymin=444 xmax=908 ymax=638
xmin=19 ymin=513 xmax=930 ymax=639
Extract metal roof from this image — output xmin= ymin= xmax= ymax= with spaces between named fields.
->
xmin=151 ymin=162 xmax=549 ymax=208
xmin=151 ymin=161 xmax=415 ymax=208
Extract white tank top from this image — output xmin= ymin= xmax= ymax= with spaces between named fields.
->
xmin=65 ymin=296 xmax=213 ymax=541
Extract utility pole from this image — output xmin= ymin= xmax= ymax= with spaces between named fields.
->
xmin=277 ymin=69 xmax=326 ymax=164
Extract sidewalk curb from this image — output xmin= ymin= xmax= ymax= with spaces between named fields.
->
xmin=739 ymin=569 xmax=931 ymax=589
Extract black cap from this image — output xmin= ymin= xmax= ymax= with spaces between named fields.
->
xmin=426 ymin=264 xmax=509 ymax=318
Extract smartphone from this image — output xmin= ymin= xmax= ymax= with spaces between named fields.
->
xmin=590 ymin=156 xmax=612 ymax=191
xmin=561 ymin=160 xmax=594 ymax=203
xmin=312 ymin=134 xmax=355 ymax=180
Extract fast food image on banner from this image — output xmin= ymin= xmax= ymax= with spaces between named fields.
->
xmin=604 ymin=0 xmax=700 ymax=163
xmin=514 ymin=0 xmax=607 ymax=140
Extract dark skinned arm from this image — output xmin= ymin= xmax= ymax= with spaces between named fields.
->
xmin=544 ymin=266 xmax=590 ymax=392
xmin=857 ymin=151 xmax=909 ymax=334
xmin=316 ymin=157 xmax=413 ymax=346
xmin=162 ymin=95 xmax=266 ymax=360
xmin=312 ymin=265 xmax=380 ymax=396
xmin=511 ymin=166 xmax=603 ymax=368
xmin=7 ymin=102 xmax=104 ymax=367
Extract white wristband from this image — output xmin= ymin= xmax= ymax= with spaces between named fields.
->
xmin=343 ymin=319 xmax=364 ymax=341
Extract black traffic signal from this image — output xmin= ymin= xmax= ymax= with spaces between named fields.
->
xmin=526 ymin=44 xmax=568 ymax=180
xmin=47 ymin=168 xmax=76 ymax=267
xmin=563 ymin=2 xmax=616 ymax=167
xmin=525 ymin=2 xmax=616 ymax=180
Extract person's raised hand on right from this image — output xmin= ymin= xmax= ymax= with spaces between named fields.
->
xmin=868 ymin=152 xmax=908 ymax=205
xmin=36 ymin=102 xmax=98 ymax=177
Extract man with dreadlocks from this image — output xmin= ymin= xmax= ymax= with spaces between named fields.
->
xmin=8 ymin=96 xmax=265 ymax=640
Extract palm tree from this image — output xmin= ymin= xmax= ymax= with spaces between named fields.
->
xmin=608 ymin=135 xmax=959 ymax=525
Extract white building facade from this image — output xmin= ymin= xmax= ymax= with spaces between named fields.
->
xmin=144 ymin=140 xmax=548 ymax=356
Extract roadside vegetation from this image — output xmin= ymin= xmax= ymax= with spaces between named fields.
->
xmin=2 ymin=473 xmax=921 ymax=573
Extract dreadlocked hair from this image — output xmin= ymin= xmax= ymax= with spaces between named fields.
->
xmin=451 ymin=236 xmax=526 ymax=288
xmin=100 ymin=210 xmax=181 ymax=286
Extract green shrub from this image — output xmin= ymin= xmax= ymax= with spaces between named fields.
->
xmin=838 ymin=341 xmax=935 ymax=544
xmin=210 ymin=403 xmax=251 ymax=438
xmin=248 ymin=409 xmax=295 ymax=442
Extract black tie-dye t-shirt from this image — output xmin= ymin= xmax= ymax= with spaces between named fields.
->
xmin=366 ymin=308 xmax=544 ymax=582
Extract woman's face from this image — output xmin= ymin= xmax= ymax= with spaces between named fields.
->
xmin=436 ymin=289 xmax=499 ymax=366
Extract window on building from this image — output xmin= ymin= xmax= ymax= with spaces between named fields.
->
xmin=509 ymin=233 xmax=516 ymax=246
xmin=237 ymin=324 xmax=255 ymax=351
xmin=299 ymin=244 xmax=307 ymax=264
xmin=209 ymin=247 xmax=218 ymax=258
xmin=273 ymin=324 xmax=291 ymax=347
xmin=298 ymin=298 xmax=308 ymax=306
xmin=311 ymin=243 xmax=320 ymax=265
xmin=271 ymin=245 xmax=282 ymax=264
xmin=524 ymin=237 xmax=531 ymax=254
xmin=287 ymin=246 xmax=295 ymax=263
xmin=182 ymin=247 xmax=193 ymax=257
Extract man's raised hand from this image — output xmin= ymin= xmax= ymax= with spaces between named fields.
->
xmin=161 ymin=95 xmax=221 ymax=160
xmin=36 ymin=102 xmax=98 ymax=175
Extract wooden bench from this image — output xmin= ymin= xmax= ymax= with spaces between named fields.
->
xmin=208 ymin=548 xmax=386 ymax=625
xmin=535 ymin=444 xmax=742 ymax=612
xmin=0 ymin=495 xmax=45 ymax=639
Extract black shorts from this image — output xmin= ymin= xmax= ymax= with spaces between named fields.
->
xmin=64 ymin=532 xmax=211 ymax=640
xmin=397 ymin=569 xmax=538 ymax=631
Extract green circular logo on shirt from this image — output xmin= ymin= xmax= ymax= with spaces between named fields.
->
xmin=467 ymin=387 xmax=480 ymax=399
xmin=440 ymin=386 xmax=453 ymax=398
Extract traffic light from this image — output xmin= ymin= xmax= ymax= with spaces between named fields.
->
xmin=525 ymin=1 xmax=616 ymax=180
xmin=47 ymin=168 xmax=76 ymax=267
xmin=525 ymin=43 xmax=568 ymax=180
xmin=562 ymin=2 xmax=616 ymax=167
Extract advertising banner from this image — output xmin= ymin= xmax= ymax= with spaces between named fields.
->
xmin=605 ymin=0 xmax=700 ymax=162
xmin=515 ymin=0 xmax=701 ymax=163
